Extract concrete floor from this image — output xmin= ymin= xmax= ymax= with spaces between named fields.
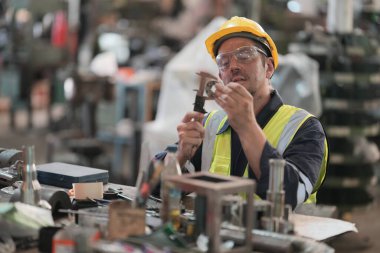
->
xmin=1 ymin=108 xmax=380 ymax=252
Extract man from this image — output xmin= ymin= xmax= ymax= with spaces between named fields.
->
xmin=161 ymin=16 xmax=328 ymax=209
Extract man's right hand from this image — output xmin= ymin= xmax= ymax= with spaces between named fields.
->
xmin=176 ymin=112 xmax=205 ymax=166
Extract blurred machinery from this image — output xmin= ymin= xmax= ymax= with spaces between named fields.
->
xmin=0 ymin=0 xmax=74 ymax=128
xmin=289 ymin=0 xmax=380 ymax=213
xmin=45 ymin=1 xmax=175 ymax=185
xmin=0 ymin=148 xmax=22 ymax=187
xmin=46 ymin=72 xmax=114 ymax=171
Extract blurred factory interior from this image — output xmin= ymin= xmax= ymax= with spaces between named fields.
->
xmin=0 ymin=0 xmax=380 ymax=252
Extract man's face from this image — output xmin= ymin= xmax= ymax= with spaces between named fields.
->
xmin=217 ymin=37 xmax=273 ymax=96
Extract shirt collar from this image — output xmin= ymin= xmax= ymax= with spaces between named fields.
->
xmin=217 ymin=89 xmax=284 ymax=134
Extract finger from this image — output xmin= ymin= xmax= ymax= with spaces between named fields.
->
xmin=182 ymin=112 xmax=205 ymax=123
xmin=215 ymin=82 xmax=229 ymax=94
xmin=214 ymin=83 xmax=241 ymax=102
xmin=214 ymin=84 xmax=230 ymax=102
xmin=226 ymin=82 xmax=251 ymax=97
xmin=178 ymin=129 xmax=204 ymax=141
xmin=180 ymin=136 xmax=203 ymax=146
xmin=215 ymin=82 xmax=252 ymax=103
xmin=214 ymin=87 xmax=239 ymax=109
xmin=214 ymin=93 xmax=227 ymax=106
xmin=214 ymin=94 xmax=234 ymax=113
xmin=177 ymin=121 xmax=204 ymax=133
xmin=177 ymin=128 xmax=205 ymax=146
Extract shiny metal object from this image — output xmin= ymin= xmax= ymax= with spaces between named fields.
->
xmin=205 ymin=79 xmax=217 ymax=99
xmin=20 ymin=146 xmax=41 ymax=206
xmin=193 ymin=71 xmax=219 ymax=113
xmin=267 ymin=159 xmax=285 ymax=218
xmin=262 ymin=159 xmax=294 ymax=234
xmin=0 ymin=148 xmax=23 ymax=168
xmin=0 ymin=160 xmax=22 ymax=187
xmin=0 ymin=148 xmax=23 ymax=187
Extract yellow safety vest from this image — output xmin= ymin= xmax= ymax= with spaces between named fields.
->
xmin=204 ymin=105 xmax=328 ymax=204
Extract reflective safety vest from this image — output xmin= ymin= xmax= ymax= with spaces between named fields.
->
xmin=201 ymin=105 xmax=328 ymax=203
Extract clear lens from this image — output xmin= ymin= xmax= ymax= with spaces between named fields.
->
xmin=236 ymin=47 xmax=256 ymax=61
xmin=216 ymin=46 xmax=265 ymax=71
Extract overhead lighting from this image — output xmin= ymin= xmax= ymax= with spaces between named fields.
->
xmin=287 ymin=0 xmax=302 ymax=13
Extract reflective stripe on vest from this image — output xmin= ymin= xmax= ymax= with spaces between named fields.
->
xmin=203 ymin=105 xmax=328 ymax=204
xmin=201 ymin=110 xmax=227 ymax=171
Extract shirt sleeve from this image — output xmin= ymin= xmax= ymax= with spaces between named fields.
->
xmin=257 ymin=117 xmax=326 ymax=209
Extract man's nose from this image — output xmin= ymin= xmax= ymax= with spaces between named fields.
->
xmin=228 ymin=55 xmax=241 ymax=71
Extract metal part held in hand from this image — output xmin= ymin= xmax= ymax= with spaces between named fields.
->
xmin=193 ymin=71 xmax=219 ymax=113
xmin=20 ymin=145 xmax=41 ymax=206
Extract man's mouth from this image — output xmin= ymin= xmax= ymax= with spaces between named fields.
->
xmin=232 ymin=76 xmax=246 ymax=82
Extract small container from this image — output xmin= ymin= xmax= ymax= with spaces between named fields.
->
xmin=160 ymin=145 xmax=182 ymax=228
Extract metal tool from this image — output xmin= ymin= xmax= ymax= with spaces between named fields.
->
xmin=0 ymin=148 xmax=23 ymax=187
xmin=0 ymin=148 xmax=23 ymax=168
xmin=193 ymin=72 xmax=219 ymax=113
xmin=261 ymin=159 xmax=294 ymax=234
xmin=20 ymin=146 xmax=41 ymax=206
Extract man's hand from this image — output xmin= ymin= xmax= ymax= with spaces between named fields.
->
xmin=214 ymin=81 xmax=267 ymax=179
xmin=214 ymin=82 xmax=256 ymax=134
xmin=176 ymin=112 xmax=205 ymax=166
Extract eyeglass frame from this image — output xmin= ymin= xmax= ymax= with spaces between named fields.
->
xmin=216 ymin=45 xmax=268 ymax=71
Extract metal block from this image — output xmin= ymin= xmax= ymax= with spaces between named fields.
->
xmin=164 ymin=172 xmax=255 ymax=253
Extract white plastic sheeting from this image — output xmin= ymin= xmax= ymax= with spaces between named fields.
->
xmin=272 ymin=53 xmax=322 ymax=117
xmin=142 ymin=17 xmax=226 ymax=158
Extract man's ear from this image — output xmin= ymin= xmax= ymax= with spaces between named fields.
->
xmin=266 ymin=58 xmax=275 ymax=79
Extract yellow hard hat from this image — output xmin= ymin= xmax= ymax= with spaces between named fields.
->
xmin=205 ymin=16 xmax=278 ymax=69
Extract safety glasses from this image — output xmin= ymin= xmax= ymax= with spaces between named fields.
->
xmin=216 ymin=46 xmax=268 ymax=71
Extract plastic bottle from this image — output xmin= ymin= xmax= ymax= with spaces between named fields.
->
xmin=52 ymin=225 xmax=100 ymax=253
xmin=52 ymin=226 xmax=75 ymax=253
xmin=20 ymin=145 xmax=41 ymax=206
xmin=51 ymin=10 xmax=68 ymax=48
xmin=160 ymin=145 xmax=182 ymax=229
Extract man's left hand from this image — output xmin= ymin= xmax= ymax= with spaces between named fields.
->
xmin=214 ymin=82 xmax=256 ymax=134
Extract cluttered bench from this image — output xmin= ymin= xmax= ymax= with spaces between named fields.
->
xmin=0 ymin=160 xmax=165 ymax=253
xmin=0 ymin=154 xmax=357 ymax=253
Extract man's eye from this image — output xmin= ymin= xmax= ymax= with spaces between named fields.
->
xmin=237 ymin=53 xmax=250 ymax=60
xmin=219 ymin=57 xmax=229 ymax=66
xmin=237 ymin=51 xmax=251 ymax=60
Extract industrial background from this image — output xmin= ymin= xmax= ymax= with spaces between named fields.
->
xmin=0 ymin=0 xmax=380 ymax=252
